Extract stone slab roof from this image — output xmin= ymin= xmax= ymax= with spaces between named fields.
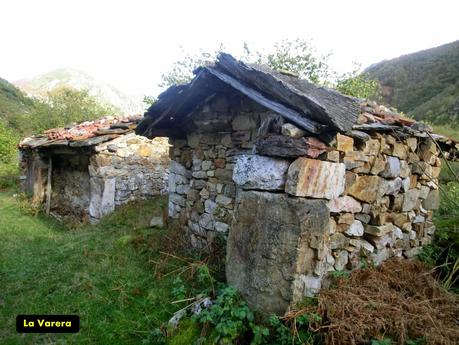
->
xmin=136 ymin=53 xmax=359 ymax=137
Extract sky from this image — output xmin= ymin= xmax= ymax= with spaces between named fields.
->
xmin=1 ymin=0 xmax=458 ymax=97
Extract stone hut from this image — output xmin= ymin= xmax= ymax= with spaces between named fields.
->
xmin=19 ymin=115 xmax=169 ymax=222
xmin=136 ymin=53 xmax=459 ymax=315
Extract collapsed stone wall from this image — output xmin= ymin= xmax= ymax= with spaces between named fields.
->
xmin=19 ymin=134 xmax=169 ymax=222
xmin=88 ymin=135 xmax=169 ymax=221
xmin=167 ymin=92 xmax=441 ymax=315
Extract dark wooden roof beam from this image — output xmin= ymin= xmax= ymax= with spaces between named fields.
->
xmin=205 ymin=67 xmax=325 ymax=134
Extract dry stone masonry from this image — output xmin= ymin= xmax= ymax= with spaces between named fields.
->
xmin=163 ymin=96 xmax=442 ymax=315
xmin=167 ymin=95 xmax=271 ymax=247
xmin=136 ymin=53 xmax=456 ymax=316
xmin=90 ymin=135 xmax=168 ymax=213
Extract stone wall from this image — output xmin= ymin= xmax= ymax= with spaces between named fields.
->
xmin=51 ymin=154 xmax=91 ymax=219
xmin=227 ymin=131 xmax=440 ymax=314
xmin=167 ymin=93 xmax=279 ymax=248
xmin=166 ymin=92 xmax=441 ymax=315
xmin=325 ymin=134 xmax=440 ymax=268
xmin=88 ymin=135 xmax=169 ymax=221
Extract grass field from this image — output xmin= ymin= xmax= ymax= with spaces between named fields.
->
xmin=0 ymin=192 xmax=181 ymax=345
xmin=1 ymin=184 xmax=458 ymax=345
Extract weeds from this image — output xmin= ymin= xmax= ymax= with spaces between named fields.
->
xmin=419 ymin=181 xmax=459 ymax=291
xmin=192 ymin=285 xmax=262 ymax=344
xmin=371 ymin=339 xmax=392 ymax=345
xmin=14 ymin=191 xmax=42 ymax=216
xmin=443 ymin=256 xmax=459 ymax=289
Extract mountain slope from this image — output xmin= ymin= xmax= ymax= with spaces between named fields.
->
xmin=0 ymin=77 xmax=35 ymax=123
xmin=14 ymin=68 xmax=144 ymax=114
xmin=366 ymin=40 xmax=459 ymax=126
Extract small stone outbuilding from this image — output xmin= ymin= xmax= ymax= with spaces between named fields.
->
xmin=19 ymin=115 xmax=169 ymax=222
xmin=136 ymin=53 xmax=459 ymax=315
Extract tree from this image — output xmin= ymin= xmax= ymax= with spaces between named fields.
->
xmin=335 ymin=65 xmax=381 ymax=100
xmin=160 ymin=40 xmax=331 ymax=88
xmin=255 ymin=39 xmax=332 ymax=85
xmin=0 ymin=121 xmax=19 ymax=188
xmin=13 ymin=87 xmax=115 ymax=135
xmin=159 ymin=46 xmax=224 ymax=88
xmin=0 ymin=122 xmax=17 ymax=163
xmin=142 ymin=95 xmax=156 ymax=107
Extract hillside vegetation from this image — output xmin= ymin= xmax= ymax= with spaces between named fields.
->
xmin=0 ymin=76 xmax=116 ymax=188
xmin=0 ymin=77 xmax=35 ymax=126
xmin=366 ymin=40 xmax=459 ymax=128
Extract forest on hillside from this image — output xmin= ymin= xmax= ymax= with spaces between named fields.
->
xmin=366 ymin=40 xmax=459 ymax=128
xmin=0 ymin=78 xmax=36 ymax=123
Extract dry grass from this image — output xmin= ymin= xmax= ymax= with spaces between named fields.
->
xmin=287 ymin=259 xmax=459 ymax=345
xmin=130 ymin=217 xmax=226 ymax=289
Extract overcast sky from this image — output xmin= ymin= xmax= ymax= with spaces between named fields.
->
xmin=1 ymin=0 xmax=458 ymax=96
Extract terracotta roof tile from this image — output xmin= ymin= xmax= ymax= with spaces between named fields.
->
xmin=20 ymin=114 xmax=143 ymax=149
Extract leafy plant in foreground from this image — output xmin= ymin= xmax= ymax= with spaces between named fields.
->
xmin=192 ymin=285 xmax=269 ymax=344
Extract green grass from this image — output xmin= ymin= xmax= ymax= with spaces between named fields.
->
xmin=432 ymin=124 xmax=459 ymax=140
xmin=0 ymin=192 xmax=183 ymax=345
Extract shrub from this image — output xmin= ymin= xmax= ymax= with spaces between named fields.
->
xmin=438 ymin=181 xmax=459 ymax=217
xmin=0 ymin=122 xmax=18 ymax=163
xmin=0 ymin=122 xmax=19 ymax=190
xmin=0 ymin=162 xmax=19 ymax=190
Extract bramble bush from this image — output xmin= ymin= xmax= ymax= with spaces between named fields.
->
xmin=192 ymin=285 xmax=267 ymax=344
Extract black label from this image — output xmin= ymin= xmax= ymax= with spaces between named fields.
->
xmin=16 ymin=315 xmax=79 ymax=333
